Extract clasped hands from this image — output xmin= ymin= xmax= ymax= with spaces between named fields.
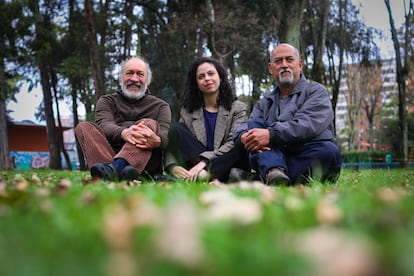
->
xmin=241 ymin=128 xmax=271 ymax=153
xmin=121 ymin=122 xmax=161 ymax=149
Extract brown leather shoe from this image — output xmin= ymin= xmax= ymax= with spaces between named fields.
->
xmin=266 ymin=167 xmax=290 ymax=185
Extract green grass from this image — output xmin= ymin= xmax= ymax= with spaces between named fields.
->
xmin=0 ymin=168 xmax=413 ymax=276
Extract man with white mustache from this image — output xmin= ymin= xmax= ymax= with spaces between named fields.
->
xmin=233 ymin=43 xmax=342 ymax=185
xmin=75 ymin=56 xmax=171 ymax=181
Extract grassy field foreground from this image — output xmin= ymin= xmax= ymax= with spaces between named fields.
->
xmin=0 ymin=168 xmax=414 ymax=276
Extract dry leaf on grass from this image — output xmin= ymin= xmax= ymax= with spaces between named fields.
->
xmin=295 ymin=227 xmax=380 ymax=276
xmin=156 ymin=199 xmax=204 ymax=268
xmin=284 ymin=195 xmax=304 ymax=211
xmin=316 ymin=192 xmax=343 ymax=225
xmin=103 ymin=204 xmax=134 ymax=251
xmin=376 ymin=187 xmax=402 ymax=203
xmin=200 ymin=189 xmax=262 ymax=224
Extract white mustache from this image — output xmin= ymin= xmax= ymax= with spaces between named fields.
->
xmin=279 ymin=69 xmax=292 ymax=76
xmin=126 ymin=81 xmax=142 ymax=88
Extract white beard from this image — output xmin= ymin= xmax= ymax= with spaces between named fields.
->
xmin=121 ymin=81 xmax=147 ymax=100
xmin=278 ymin=69 xmax=294 ymax=85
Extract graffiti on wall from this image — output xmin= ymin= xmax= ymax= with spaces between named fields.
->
xmin=10 ymin=151 xmax=49 ymax=170
xmin=10 ymin=150 xmax=79 ymax=170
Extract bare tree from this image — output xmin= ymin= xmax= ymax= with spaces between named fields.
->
xmin=360 ymin=61 xmax=383 ymax=148
xmin=344 ymin=63 xmax=363 ymax=150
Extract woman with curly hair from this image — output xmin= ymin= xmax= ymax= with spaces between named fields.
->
xmin=164 ymin=56 xmax=249 ymax=182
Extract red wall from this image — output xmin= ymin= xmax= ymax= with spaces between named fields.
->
xmin=8 ymin=124 xmax=70 ymax=152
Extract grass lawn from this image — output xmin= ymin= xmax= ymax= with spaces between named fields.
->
xmin=0 ymin=168 xmax=413 ymax=276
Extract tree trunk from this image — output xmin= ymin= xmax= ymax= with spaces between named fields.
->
xmin=51 ymin=69 xmax=71 ymax=170
xmin=0 ymin=99 xmax=11 ymax=170
xmin=327 ymin=0 xmax=346 ymax=137
xmin=39 ymin=62 xmax=61 ymax=169
xmin=384 ymin=0 xmax=408 ymax=167
xmin=307 ymin=0 xmax=331 ymax=83
xmin=85 ymin=0 xmax=105 ymax=100
xmin=122 ymin=0 xmax=133 ymax=59
xmin=276 ymin=0 xmax=306 ymax=49
xmin=32 ymin=0 xmax=61 ymax=169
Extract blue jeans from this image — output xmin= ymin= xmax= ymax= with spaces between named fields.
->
xmin=247 ymin=118 xmax=342 ymax=184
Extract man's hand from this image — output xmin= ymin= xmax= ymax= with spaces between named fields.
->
xmin=121 ymin=122 xmax=161 ymax=149
xmin=241 ymin=128 xmax=271 ymax=153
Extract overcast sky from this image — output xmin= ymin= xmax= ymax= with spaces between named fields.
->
xmin=8 ymin=0 xmax=408 ymax=123
xmin=352 ymin=0 xmax=407 ymax=58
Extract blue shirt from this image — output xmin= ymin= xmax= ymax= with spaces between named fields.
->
xmin=203 ymin=109 xmax=218 ymax=151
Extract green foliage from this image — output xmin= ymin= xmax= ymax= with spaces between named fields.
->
xmin=0 ymin=169 xmax=414 ymax=276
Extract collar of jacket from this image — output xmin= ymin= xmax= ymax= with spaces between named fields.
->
xmin=265 ymin=74 xmax=308 ymax=101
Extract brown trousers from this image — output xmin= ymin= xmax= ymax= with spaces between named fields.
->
xmin=74 ymin=118 xmax=162 ymax=174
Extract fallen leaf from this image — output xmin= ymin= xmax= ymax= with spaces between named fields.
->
xmin=295 ymin=227 xmax=380 ymax=276
xmin=156 ymin=198 xmax=204 ymax=268
xmin=200 ymin=189 xmax=262 ymax=224
xmin=103 ymin=204 xmax=134 ymax=251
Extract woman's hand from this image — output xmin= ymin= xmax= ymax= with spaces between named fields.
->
xmin=187 ymin=161 xmax=207 ymax=182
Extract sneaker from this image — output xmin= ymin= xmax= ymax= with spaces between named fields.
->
xmin=90 ymin=163 xmax=117 ymax=181
xmin=120 ymin=165 xmax=140 ymax=181
xmin=266 ymin=167 xmax=290 ymax=185
xmin=228 ymin=168 xmax=250 ymax=182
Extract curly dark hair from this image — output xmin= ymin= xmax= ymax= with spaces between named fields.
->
xmin=181 ymin=57 xmax=236 ymax=113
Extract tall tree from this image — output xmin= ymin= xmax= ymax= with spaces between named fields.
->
xmin=344 ymin=62 xmax=363 ymax=150
xmin=0 ymin=0 xmax=31 ymax=170
xmin=85 ymin=0 xmax=105 ymax=100
xmin=275 ymin=0 xmax=306 ymax=49
xmin=303 ymin=0 xmax=331 ymax=83
xmin=29 ymin=0 xmax=62 ymax=169
xmin=384 ymin=0 xmax=410 ymax=167
xmin=359 ymin=60 xmax=383 ymax=148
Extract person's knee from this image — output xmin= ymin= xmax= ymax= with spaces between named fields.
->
xmin=137 ymin=118 xmax=160 ymax=133
xmin=74 ymin=122 xmax=93 ymax=138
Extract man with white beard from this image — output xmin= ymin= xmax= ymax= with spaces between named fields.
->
xmin=75 ymin=56 xmax=171 ymax=181
xmin=233 ymin=43 xmax=342 ymax=185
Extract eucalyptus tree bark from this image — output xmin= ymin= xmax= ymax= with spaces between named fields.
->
xmin=85 ymin=0 xmax=105 ymax=100
xmin=276 ymin=0 xmax=306 ymax=49
xmin=384 ymin=0 xmax=408 ymax=167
